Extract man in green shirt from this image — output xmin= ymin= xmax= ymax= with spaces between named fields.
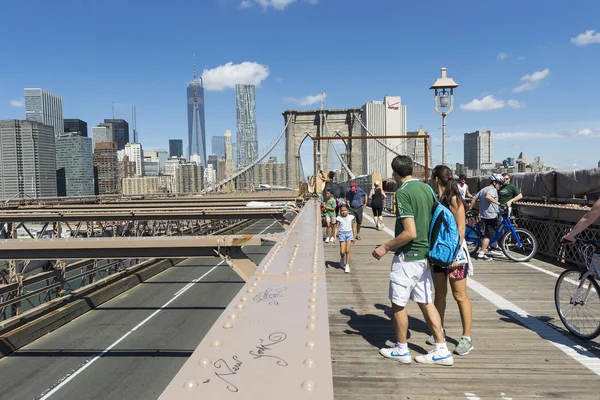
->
xmin=372 ymin=156 xmax=453 ymax=366
xmin=499 ymin=173 xmax=523 ymax=207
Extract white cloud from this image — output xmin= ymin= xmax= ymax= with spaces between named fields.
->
xmin=240 ymin=0 xmax=316 ymax=10
xmin=459 ymin=95 xmax=525 ymax=111
xmin=497 ymin=52 xmax=508 ymax=60
xmin=513 ymin=68 xmax=550 ymax=92
xmin=201 ymin=62 xmax=269 ymax=91
xmin=283 ymin=92 xmax=325 ymax=106
xmin=10 ymin=98 xmax=24 ymax=107
xmin=494 ymin=128 xmax=600 ymax=141
xmin=571 ymin=30 xmax=600 ymax=46
xmin=506 ymin=100 xmax=525 ymax=109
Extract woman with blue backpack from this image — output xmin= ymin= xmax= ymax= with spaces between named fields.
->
xmin=428 ymin=165 xmax=474 ymax=356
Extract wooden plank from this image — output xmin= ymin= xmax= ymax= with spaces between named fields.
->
xmin=324 ymin=212 xmax=600 ymax=399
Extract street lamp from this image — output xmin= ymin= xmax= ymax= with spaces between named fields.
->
xmin=430 ymin=67 xmax=459 ymax=166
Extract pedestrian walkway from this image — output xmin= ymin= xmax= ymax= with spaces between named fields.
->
xmin=324 ymin=211 xmax=600 ymax=399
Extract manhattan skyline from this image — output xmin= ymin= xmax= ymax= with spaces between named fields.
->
xmin=1 ymin=0 xmax=600 ymax=169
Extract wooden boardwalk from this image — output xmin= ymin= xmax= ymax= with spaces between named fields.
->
xmin=324 ymin=212 xmax=600 ymax=400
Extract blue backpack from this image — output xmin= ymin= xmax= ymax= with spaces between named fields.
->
xmin=427 ymin=187 xmax=461 ymax=267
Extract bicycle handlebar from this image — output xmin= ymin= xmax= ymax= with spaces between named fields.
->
xmin=561 ymin=237 xmax=600 ymax=250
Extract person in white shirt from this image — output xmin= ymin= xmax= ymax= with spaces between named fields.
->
xmin=457 ymin=174 xmax=472 ymax=200
xmin=335 ymin=204 xmax=357 ymax=273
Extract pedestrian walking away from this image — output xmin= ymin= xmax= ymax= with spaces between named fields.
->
xmin=372 ymin=155 xmax=453 ymax=366
xmin=335 ymin=204 xmax=357 ymax=273
xmin=345 ymin=182 xmax=367 ymax=240
xmin=321 ymin=189 xmax=337 ymax=243
xmin=370 ymin=181 xmax=387 ymax=230
xmin=428 ymin=165 xmax=474 ymax=356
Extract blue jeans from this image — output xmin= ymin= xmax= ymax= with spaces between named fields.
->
xmin=338 ymin=231 xmax=354 ymax=242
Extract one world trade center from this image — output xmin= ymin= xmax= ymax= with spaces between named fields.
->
xmin=187 ymin=73 xmax=206 ymax=166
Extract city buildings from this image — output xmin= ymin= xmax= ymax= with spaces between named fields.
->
xmin=187 ymin=78 xmax=206 ymax=165
xmin=92 ymin=126 xmax=111 ymax=149
xmin=63 ymin=119 xmax=88 ymax=137
xmin=93 ymin=142 xmax=119 ymax=195
xmin=121 ymin=176 xmax=171 ymax=195
xmin=56 ymin=133 xmax=94 ymax=196
xmin=156 ymin=149 xmax=168 ymax=173
xmin=24 ymin=88 xmax=64 ymax=138
xmin=224 ymin=129 xmax=234 ymax=176
xmin=118 ymin=155 xmax=137 ymax=180
xmin=212 ymin=135 xmax=225 ymax=158
xmin=236 ymin=84 xmax=258 ymax=167
xmin=360 ymin=96 xmax=407 ymax=178
xmin=175 ymin=163 xmax=204 ymax=193
xmin=361 ymin=101 xmax=385 ymax=176
xmin=165 ymin=157 xmax=186 ymax=177
xmin=0 ymin=120 xmax=57 ymax=199
xmin=406 ymin=126 xmax=432 ymax=168
xmin=98 ymin=119 xmax=129 ymax=150
xmin=238 ymin=157 xmax=287 ymax=189
xmin=207 ymin=154 xmax=219 ymax=182
xmin=169 ymin=139 xmax=183 ymax=158
xmin=124 ymin=143 xmax=144 ymax=176
xmin=464 ymin=130 xmax=494 ymax=172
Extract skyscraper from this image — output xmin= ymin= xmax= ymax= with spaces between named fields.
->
xmin=64 ymin=119 xmax=88 ymax=137
xmin=464 ymin=130 xmax=494 ymax=172
xmin=169 ymin=139 xmax=183 ymax=158
xmin=384 ymin=95 xmax=407 ymax=177
xmin=92 ymin=126 xmax=111 ymax=149
xmin=361 ymin=101 xmax=385 ymax=176
xmin=56 ymin=133 xmax=94 ymax=196
xmin=236 ymin=84 xmax=258 ymax=167
xmin=0 ymin=120 xmax=57 ymax=199
xmin=93 ymin=142 xmax=119 ymax=195
xmin=99 ymin=119 xmax=129 ymax=150
xmin=125 ymin=143 xmax=144 ymax=176
xmin=224 ymin=129 xmax=234 ymax=176
xmin=24 ymin=88 xmax=64 ymax=138
xmin=212 ymin=135 xmax=226 ymax=158
xmin=187 ymin=78 xmax=206 ymax=165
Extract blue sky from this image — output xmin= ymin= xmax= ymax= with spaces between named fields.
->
xmin=1 ymin=0 xmax=600 ymax=170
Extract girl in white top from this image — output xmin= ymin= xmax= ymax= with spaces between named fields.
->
xmin=335 ymin=204 xmax=356 ymax=274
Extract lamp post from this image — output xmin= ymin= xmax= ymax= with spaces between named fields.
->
xmin=430 ymin=67 xmax=459 ymax=166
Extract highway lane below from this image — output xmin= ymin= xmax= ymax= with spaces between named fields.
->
xmin=0 ymin=219 xmax=283 ymax=400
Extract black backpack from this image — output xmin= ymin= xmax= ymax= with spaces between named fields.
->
xmin=331 ymin=183 xmax=343 ymax=198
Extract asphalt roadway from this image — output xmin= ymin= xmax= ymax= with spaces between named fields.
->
xmin=0 ymin=219 xmax=283 ymax=400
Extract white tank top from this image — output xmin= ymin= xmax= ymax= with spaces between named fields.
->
xmin=458 ymin=183 xmax=468 ymax=199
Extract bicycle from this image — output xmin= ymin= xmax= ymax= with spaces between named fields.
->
xmin=464 ymin=206 xmax=538 ymax=262
xmin=554 ymin=239 xmax=600 ymax=340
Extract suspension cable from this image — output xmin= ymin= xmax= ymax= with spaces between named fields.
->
xmin=323 ymin=117 xmax=356 ymax=179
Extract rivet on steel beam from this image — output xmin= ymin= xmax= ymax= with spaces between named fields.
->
xmin=308 ymin=304 xmax=317 ymax=310
xmin=210 ymin=340 xmax=222 ymax=347
xmin=183 ymin=380 xmax=199 ymax=390
xmin=310 ymin=288 xmax=317 ymax=294
xmin=247 ymin=288 xmax=254 ymax=293
xmin=306 ymin=323 xmax=316 ymax=331
xmin=305 ymin=340 xmax=316 ymax=349
xmin=228 ymin=314 xmax=237 ymax=320
xmin=223 ymin=321 xmax=234 ymax=329
xmin=308 ymin=314 xmax=318 ymax=321
xmin=256 ymin=276 xmax=262 ymax=281
xmin=240 ymin=296 xmax=248 ymax=302
xmin=303 ymin=358 xmax=316 ymax=368
xmin=309 ymin=297 xmax=317 ymax=303
xmin=284 ymin=271 xmax=290 ymax=276
xmin=312 ymin=276 xmax=318 ymax=281
xmin=301 ymin=380 xmax=316 ymax=392
xmin=235 ymin=303 xmax=245 ymax=310
xmin=311 ymin=281 xmax=318 ymax=288
xmin=252 ymin=281 xmax=258 ymax=287
xmin=198 ymin=358 xmax=211 ymax=367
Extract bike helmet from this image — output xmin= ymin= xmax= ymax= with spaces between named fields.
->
xmin=490 ymin=173 xmax=504 ymax=184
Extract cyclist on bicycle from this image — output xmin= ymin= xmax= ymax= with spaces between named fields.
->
xmin=458 ymin=174 xmax=473 ymax=201
xmin=561 ymin=198 xmax=600 ymax=243
xmin=471 ymin=174 xmax=504 ymax=260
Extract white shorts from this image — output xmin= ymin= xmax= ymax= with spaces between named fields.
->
xmin=388 ymin=254 xmax=432 ymax=307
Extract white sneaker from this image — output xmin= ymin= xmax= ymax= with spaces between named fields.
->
xmin=344 ymin=265 xmax=350 ymax=273
xmin=325 ymin=237 xmax=330 ymax=243
xmin=379 ymin=347 xmax=412 ymax=364
xmin=330 ymin=237 xmax=335 ymax=243
xmin=414 ymin=349 xmax=453 ymax=366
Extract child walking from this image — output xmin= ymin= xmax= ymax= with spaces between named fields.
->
xmin=322 ymin=189 xmax=337 ymax=243
xmin=335 ymin=204 xmax=357 ymax=273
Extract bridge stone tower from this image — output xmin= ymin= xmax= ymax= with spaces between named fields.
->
xmin=283 ymin=108 xmax=363 ymax=189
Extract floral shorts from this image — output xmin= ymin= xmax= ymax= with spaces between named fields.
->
xmin=432 ymin=264 xmax=468 ymax=280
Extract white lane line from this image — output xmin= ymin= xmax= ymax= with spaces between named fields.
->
xmin=40 ymin=219 xmax=280 ymax=399
xmin=173 ymin=220 xmax=278 ymax=297
xmin=363 ymin=213 xmax=395 ymax=237
xmin=373 ymin=218 xmax=600 ymax=376
xmin=39 ymin=262 xmax=223 ymax=399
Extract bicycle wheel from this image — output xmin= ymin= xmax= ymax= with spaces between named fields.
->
xmin=500 ymin=228 xmax=538 ymax=262
xmin=464 ymin=226 xmax=480 ymax=256
xmin=554 ymin=268 xmax=600 ymax=340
